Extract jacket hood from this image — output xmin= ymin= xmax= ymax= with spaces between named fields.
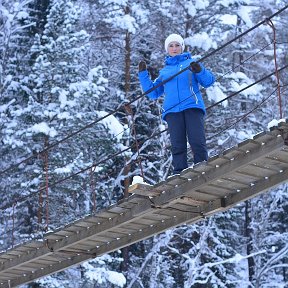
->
xmin=165 ymin=52 xmax=191 ymax=65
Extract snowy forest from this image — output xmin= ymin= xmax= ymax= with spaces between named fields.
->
xmin=0 ymin=0 xmax=288 ymax=287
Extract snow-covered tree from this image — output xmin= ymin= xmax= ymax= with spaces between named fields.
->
xmin=0 ymin=0 xmax=39 ymax=249
xmin=0 ymin=0 xmax=127 ymax=247
xmin=0 ymin=0 xmax=287 ymax=286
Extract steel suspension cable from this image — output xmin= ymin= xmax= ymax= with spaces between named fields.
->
xmin=208 ymin=64 xmax=288 ymax=109
xmin=206 ymin=86 xmax=280 ymax=141
xmin=1 ymin=4 xmax=288 ymax=177
xmin=1 ymin=64 xmax=287 ymax=212
xmin=35 ymin=64 xmax=288 ymax=189
xmin=215 ymin=41 xmax=273 ymax=82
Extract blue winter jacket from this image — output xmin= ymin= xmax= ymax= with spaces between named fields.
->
xmin=138 ymin=52 xmax=215 ymax=120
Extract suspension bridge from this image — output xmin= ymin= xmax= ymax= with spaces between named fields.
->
xmin=0 ymin=120 xmax=287 ymax=287
xmin=1 ymin=4 xmax=288 ymax=288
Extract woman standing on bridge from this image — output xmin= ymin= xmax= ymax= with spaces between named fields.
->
xmin=138 ymin=33 xmax=215 ymax=174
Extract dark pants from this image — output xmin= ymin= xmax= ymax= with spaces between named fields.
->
xmin=165 ymin=108 xmax=208 ymax=174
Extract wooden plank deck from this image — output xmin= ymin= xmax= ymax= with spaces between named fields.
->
xmin=0 ymin=120 xmax=287 ymax=287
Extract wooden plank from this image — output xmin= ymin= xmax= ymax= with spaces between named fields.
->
xmin=242 ymin=163 xmax=279 ymax=178
xmin=231 ymin=170 xmax=261 ymax=183
xmin=44 ymin=234 xmax=68 ymax=241
xmin=56 ymin=247 xmax=92 ymax=255
xmin=45 ymin=252 xmax=78 ymax=261
xmin=207 ymin=154 xmax=230 ymax=167
xmin=16 ymin=262 xmax=49 ymax=270
xmin=96 ymin=230 xmax=129 ymax=240
xmin=0 ymin=269 xmax=25 ymax=278
xmin=157 ymin=210 xmax=200 ymax=222
xmin=107 ymin=226 xmax=140 ymax=236
xmin=34 ymin=255 xmax=63 ymax=263
xmin=128 ymin=183 xmax=158 ymax=197
xmin=180 ymin=167 xmax=202 ymax=180
xmin=199 ymin=183 xmax=234 ymax=195
xmin=133 ymin=217 xmax=158 ymax=226
xmin=265 ymin=155 xmax=288 ymax=167
xmin=195 ymin=183 xmax=232 ymax=197
xmin=118 ymin=194 xmax=150 ymax=205
xmin=119 ymin=222 xmax=148 ymax=231
xmin=3 ymin=249 xmax=21 ymax=259
xmin=0 ymin=274 xmax=14 ymax=281
xmin=70 ymin=220 xmax=97 ymax=228
xmin=73 ymin=215 xmax=114 ymax=224
xmin=237 ymin=138 xmax=261 ymax=151
xmin=221 ymin=176 xmax=251 ymax=190
xmin=52 ymin=230 xmax=76 ymax=238
xmin=20 ymin=241 xmax=44 ymax=250
xmin=4 ymin=246 xmax=29 ymax=254
xmin=221 ymin=146 xmax=245 ymax=159
xmin=1 ymin=267 xmax=35 ymax=276
xmin=181 ymin=189 xmax=220 ymax=201
xmin=168 ymin=203 xmax=200 ymax=213
xmin=164 ymin=175 xmax=188 ymax=186
xmin=176 ymin=196 xmax=207 ymax=206
xmin=217 ymin=177 xmax=249 ymax=190
xmin=270 ymin=148 xmax=288 ymax=160
xmin=69 ymin=238 xmax=103 ymax=247
xmin=90 ymin=211 xmax=119 ymax=220
xmin=143 ymin=211 xmax=176 ymax=222
xmin=61 ymin=224 xmax=101 ymax=237
xmin=139 ymin=213 xmax=173 ymax=222
xmin=150 ymin=208 xmax=198 ymax=219
xmin=28 ymin=258 xmax=58 ymax=266
xmin=116 ymin=201 xmax=142 ymax=210
xmin=0 ymin=255 xmax=12 ymax=262
xmin=72 ymin=237 xmax=107 ymax=251
xmin=83 ymin=234 xmax=115 ymax=243
xmin=152 ymin=181 xmax=175 ymax=192
xmin=251 ymin=162 xmax=280 ymax=172
xmin=193 ymin=161 xmax=216 ymax=174
xmin=107 ymin=206 xmax=130 ymax=214
xmin=3 ymin=266 xmax=35 ymax=274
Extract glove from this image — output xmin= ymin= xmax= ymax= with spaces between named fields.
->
xmin=190 ymin=62 xmax=202 ymax=73
xmin=138 ymin=60 xmax=147 ymax=72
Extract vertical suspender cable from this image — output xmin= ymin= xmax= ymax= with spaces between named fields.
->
xmin=124 ymin=104 xmax=145 ymax=180
xmin=267 ymin=19 xmax=283 ymax=118
xmin=12 ymin=202 xmax=15 ymax=248
xmin=90 ymin=167 xmax=97 ymax=213
xmin=38 ymin=186 xmax=43 ymax=226
xmin=44 ymin=138 xmax=49 ymax=232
